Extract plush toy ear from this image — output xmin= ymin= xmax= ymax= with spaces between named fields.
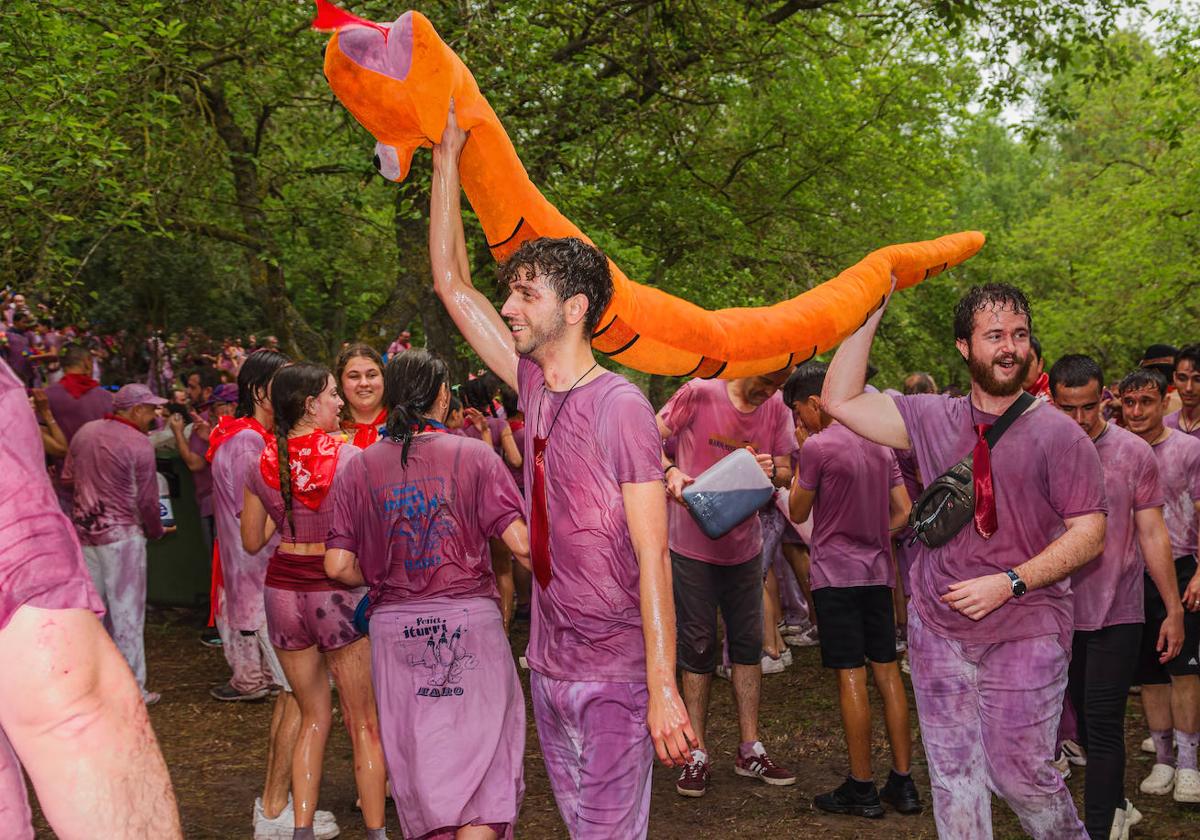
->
xmin=373 ymin=139 xmax=424 ymax=183
xmin=311 ymin=0 xmax=388 ymax=39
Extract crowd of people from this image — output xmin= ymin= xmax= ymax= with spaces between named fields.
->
xmin=3 ymin=108 xmax=1200 ymax=840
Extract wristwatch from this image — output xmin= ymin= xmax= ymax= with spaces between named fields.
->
xmin=1005 ymin=569 xmax=1027 ymax=598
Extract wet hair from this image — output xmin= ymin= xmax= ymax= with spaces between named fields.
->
xmin=904 ymin=372 xmax=936 ymax=395
xmin=499 ymin=384 xmax=519 ymax=418
xmin=461 ymin=377 xmax=495 ymax=415
xmin=448 ymin=396 xmax=462 ymax=414
xmin=1119 ymin=368 xmax=1167 ymax=398
xmin=952 ymin=283 xmax=1032 ymax=342
xmin=1048 ymin=354 xmax=1103 ymax=395
xmin=782 ymin=362 xmax=828 ymax=406
xmin=235 ymin=349 xmax=289 ymax=419
xmin=1175 ymin=344 xmax=1200 ymax=372
xmin=60 ymin=343 xmax=91 ymax=372
xmin=334 ymin=341 xmax=384 ymax=417
xmin=497 ymin=237 xmax=614 ymax=335
xmin=1029 ymin=336 xmax=1043 ymax=361
xmin=269 ymin=363 xmax=332 ymax=538
xmin=383 ymin=349 xmax=449 ymax=466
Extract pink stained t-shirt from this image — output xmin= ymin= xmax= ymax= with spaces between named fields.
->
xmin=795 ymin=422 xmax=904 ymax=590
xmin=243 ymin=441 xmax=360 ymax=545
xmin=326 ymin=434 xmax=523 ymax=610
xmin=658 ymin=381 xmax=796 ymax=565
xmin=63 ymin=417 xmax=164 ymax=546
xmin=211 ymin=427 xmax=280 ymax=632
xmin=0 ymin=359 xmax=104 ymax=631
xmin=1148 ymin=428 xmax=1200 ymax=559
xmin=892 ymin=394 xmax=1106 ymax=649
xmin=518 ymin=357 xmax=664 ymax=683
xmin=1164 ymin=410 xmax=1200 ymax=444
xmin=462 ymin=415 xmax=508 ymax=455
xmin=1071 ymin=423 xmax=1162 ymax=630
xmin=188 ymin=429 xmax=214 ymax=518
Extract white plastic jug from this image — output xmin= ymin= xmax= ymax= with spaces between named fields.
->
xmin=157 ymin=472 xmax=175 ymax=529
xmin=682 ymin=448 xmax=774 ymax=540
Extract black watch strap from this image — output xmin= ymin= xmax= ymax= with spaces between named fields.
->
xmin=1005 ymin=569 xmax=1027 ymax=597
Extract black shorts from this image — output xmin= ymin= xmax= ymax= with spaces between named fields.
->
xmin=1136 ymin=555 xmax=1200 ymax=685
xmin=671 ymin=552 xmax=764 ymax=673
xmin=812 ymin=585 xmax=896 ymax=669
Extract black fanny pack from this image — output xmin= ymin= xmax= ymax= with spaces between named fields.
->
xmin=907 ymin=392 xmax=1035 ymax=548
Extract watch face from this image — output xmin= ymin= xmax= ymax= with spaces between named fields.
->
xmin=1013 ymin=580 xmax=1027 ymax=597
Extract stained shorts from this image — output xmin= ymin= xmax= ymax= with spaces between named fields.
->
xmin=263 ymin=585 xmax=366 ymax=653
xmin=671 ymin=551 xmax=764 ymax=672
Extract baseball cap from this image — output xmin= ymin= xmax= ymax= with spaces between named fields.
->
xmin=211 ymin=383 xmax=238 ymax=404
xmin=113 ymin=383 xmax=169 ymax=410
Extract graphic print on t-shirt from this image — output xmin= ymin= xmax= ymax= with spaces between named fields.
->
xmin=378 ymin=476 xmax=455 ymax=574
xmin=403 ymin=607 xmax=475 ymax=697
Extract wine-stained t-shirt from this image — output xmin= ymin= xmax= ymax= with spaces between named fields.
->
xmin=1164 ymin=410 xmax=1200 ymax=444
xmin=518 ymin=358 xmax=663 ymax=683
xmin=0 ymin=359 xmax=103 ymax=631
xmin=892 ymin=394 xmax=1106 ymax=649
xmin=1071 ymin=423 xmax=1162 ymax=630
xmin=1148 ymin=429 xmax=1200 ymax=558
xmin=658 ymin=383 xmax=795 ymax=565
xmin=795 ymin=422 xmax=903 ymax=590
xmin=326 ymin=434 xmax=523 ymax=610
xmin=63 ymin=418 xmax=164 ymax=546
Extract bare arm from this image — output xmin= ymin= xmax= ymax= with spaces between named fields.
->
xmin=168 ymin=414 xmax=206 ymax=472
xmin=822 ymin=290 xmax=911 ymax=450
xmin=430 ymin=101 xmax=518 ymax=389
xmin=500 ymin=518 xmax=531 ymax=572
xmin=942 ymin=512 xmax=1106 ymax=621
xmin=789 ymin=481 xmax=815 ymax=525
xmin=499 ymin=426 xmax=522 ymax=470
xmin=1183 ymin=500 xmax=1200 ymax=610
xmin=240 ymin=487 xmax=273 ymax=554
xmin=623 ymin=480 xmax=697 ymax=768
xmin=656 ymin=414 xmax=693 ymax=502
xmin=889 ymin=484 xmax=912 ymax=532
xmin=1136 ymin=506 xmax=1185 ymax=661
xmin=324 ymin=548 xmax=365 ymax=587
xmin=0 ymin=606 xmax=182 ymax=839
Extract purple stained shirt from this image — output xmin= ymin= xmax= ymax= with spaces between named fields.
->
xmin=0 ymin=360 xmax=103 ymax=631
xmin=1071 ymin=423 xmax=1162 ymax=630
xmin=509 ymin=422 xmax=526 ymax=492
xmin=244 ymin=443 xmax=360 ymax=544
xmin=658 ymin=382 xmax=796 ymax=565
xmin=796 ymin=422 xmax=904 ymax=590
xmin=211 ymin=428 xmax=279 ymax=632
xmin=2 ymin=328 xmax=32 ymax=386
xmin=892 ymin=394 xmax=1106 ymax=648
xmin=44 ymin=380 xmax=113 ymax=442
xmin=189 ymin=429 xmax=214 ymax=518
xmin=463 ymin=415 xmax=508 ymax=456
xmin=63 ymin=418 xmax=164 ymax=546
xmin=326 ymin=434 xmax=523 ymax=609
xmin=1148 ymin=428 xmax=1200 ymax=559
xmin=1164 ymin=410 xmax=1200 ymax=444
xmin=518 ymin=358 xmax=664 ymax=683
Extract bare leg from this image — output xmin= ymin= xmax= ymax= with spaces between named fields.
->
xmin=513 ymin=562 xmax=532 ymax=611
xmin=0 ymin=606 xmax=182 ymax=839
xmin=1171 ymin=675 xmax=1200 ymax=731
xmin=1142 ymin=684 xmax=1173 ymax=731
xmin=870 ymin=660 xmax=912 ymax=773
xmin=731 ymin=663 xmax=762 ymax=744
xmin=456 ymin=824 xmax=500 ymax=840
xmin=326 ymin=637 xmax=387 ymax=830
xmin=681 ymin=670 xmax=713 ymax=750
xmin=263 ymin=690 xmax=301 ymax=818
xmin=762 ymin=585 xmax=780 ymax=659
xmin=783 ymin=543 xmax=816 ymax=621
xmin=276 ymin=646 xmax=332 ymax=829
xmin=490 ymin=539 xmax=514 ymax=632
xmin=837 ymin=667 xmax=874 ymax=780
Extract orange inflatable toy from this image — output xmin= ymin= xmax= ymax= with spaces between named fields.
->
xmin=314 ymin=1 xmax=985 ymax=378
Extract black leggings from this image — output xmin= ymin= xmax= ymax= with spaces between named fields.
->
xmin=1067 ymin=622 xmax=1142 ymax=840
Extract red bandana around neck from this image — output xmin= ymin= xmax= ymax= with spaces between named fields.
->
xmin=206 ymin=415 xmax=270 ymax=463
xmin=343 ymin=409 xmax=388 ymax=449
xmin=61 ymin=372 xmax=99 ymax=399
xmin=260 ymin=430 xmax=343 ymax=511
xmin=104 ymin=413 xmax=144 ymax=434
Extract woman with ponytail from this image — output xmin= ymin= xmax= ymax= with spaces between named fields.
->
xmin=335 ymin=342 xmax=387 ymax=448
xmin=325 ymin=349 xmax=531 ymax=840
xmin=241 ymin=363 xmax=388 ymax=840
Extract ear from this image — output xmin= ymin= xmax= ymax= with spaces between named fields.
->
xmin=955 ymin=337 xmax=970 ymax=362
xmin=563 ymin=293 xmax=589 ymax=328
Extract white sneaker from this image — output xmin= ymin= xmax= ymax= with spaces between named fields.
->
xmin=780 ymin=648 xmax=793 ymax=668
xmin=1108 ymin=804 xmax=1129 ymax=840
xmin=1140 ymin=736 xmax=1155 ymax=755
xmin=761 ymin=654 xmax=786 ymax=675
xmin=1052 ymin=752 xmax=1072 ymax=780
xmin=1139 ymin=763 xmax=1176 ymax=795
xmin=783 ymin=625 xmax=820 ymax=647
xmin=1173 ymin=767 xmax=1200 ymax=803
xmin=1061 ymin=738 xmax=1087 ymax=766
xmin=715 ymin=665 xmax=732 ymax=681
xmin=254 ymin=796 xmax=340 ymax=840
xmin=900 ymin=652 xmax=911 ymax=675
xmin=1124 ymin=799 xmax=1142 ymax=826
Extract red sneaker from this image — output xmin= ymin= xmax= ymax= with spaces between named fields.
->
xmin=676 ymin=750 xmax=711 ymax=798
xmin=735 ymin=742 xmax=796 ymax=786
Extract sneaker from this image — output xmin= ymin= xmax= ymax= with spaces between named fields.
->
xmin=199 ymin=630 xmax=222 ymax=647
xmin=761 ymin=655 xmax=786 ymax=675
xmin=734 ymin=741 xmax=796 ymax=786
xmin=1139 ymin=763 xmax=1176 ymax=795
xmin=253 ymin=796 xmax=340 ymax=840
xmin=1140 ymin=736 xmax=1156 ymax=755
xmin=1108 ymin=805 xmax=1129 ymax=840
xmin=879 ymin=769 xmax=923 ymax=814
xmin=784 ymin=626 xmax=820 ymax=647
xmin=210 ymin=683 xmax=269 ymax=702
xmin=676 ymin=749 xmax=710 ymax=798
xmin=1061 ymin=738 xmax=1087 ymax=767
xmin=813 ymin=776 xmax=884 ymax=818
xmin=1124 ymin=799 xmax=1142 ymax=826
xmin=1052 ymin=751 xmax=1072 ymax=781
xmin=1173 ymin=767 xmax=1200 ymax=803
xmin=715 ymin=665 xmax=732 ymax=681
xmin=142 ymin=691 xmax=161 ymax=706
xmin=780 ymin=648 xmax=793 ymax=668
xmin=895 ymin=628 xmax=907 ymax=654
xmin=900 ymin=652 xmax=911 ymax=675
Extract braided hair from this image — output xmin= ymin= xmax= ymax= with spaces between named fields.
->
xmin=383 ymin=349 xmax=449 ymax=467
xmin=268 ymin=363 xmax=333 ymax=538
xmin=236 ymin=349 xmax=290 ymax=419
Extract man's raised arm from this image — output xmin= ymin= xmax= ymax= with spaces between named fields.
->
xmin=430 ymin=101 xmax=518 ymax=389
xmin=822 ymin=293 xmax=911 ymax=450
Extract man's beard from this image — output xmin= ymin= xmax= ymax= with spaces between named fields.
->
xmin=967 ymin=349 xmax=1032 ymax=397
xmin=517 ymin=309 xmax=568 ymax=357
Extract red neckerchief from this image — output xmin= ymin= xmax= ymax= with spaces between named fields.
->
xmin=508 ymin=418 xmax=525 ymax=432
xmin=413 ymin=421 xmax=449 ymax=435
xmin=104 ymin=413 xmax=144 ymax=433
xmin=61 ymin=372 xmax=100 ymax=398
xmin=1025 ymin=371 xmax=1050 ymax=399
xmin=343 ymin=409 xmax=387 ymax=449
xmin=206 ymin=415 xmax=270 ymax=463
xmin=260 ymin=430 xmax=343 ymax=511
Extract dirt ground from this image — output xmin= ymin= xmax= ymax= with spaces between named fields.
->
xmin=30 ymin=607 xmax=1200 ymax=839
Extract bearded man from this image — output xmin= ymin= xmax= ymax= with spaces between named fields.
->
xmin=820 ymin=283 xmax=1107 ymax=838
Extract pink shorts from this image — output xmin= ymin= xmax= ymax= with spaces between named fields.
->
xmin=263 ymin=586 xmax=367 ymax=652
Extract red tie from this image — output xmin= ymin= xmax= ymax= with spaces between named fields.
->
xmin=973 ymin=423 xmax=997 ymax=539
xmin=531 ymin=435 xmax=553 ymax=588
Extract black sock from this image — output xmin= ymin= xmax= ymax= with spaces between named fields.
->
xmin=849 ymin=776 xmax=875 ymax=794
xmin=292 ymin=829 xmax=316 ymax=840
xmin=890 ymin=767 xmax=911 ymax=779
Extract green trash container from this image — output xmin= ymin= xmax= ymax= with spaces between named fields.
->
xmin=147 ymin=452 xmax=212 ymax=609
